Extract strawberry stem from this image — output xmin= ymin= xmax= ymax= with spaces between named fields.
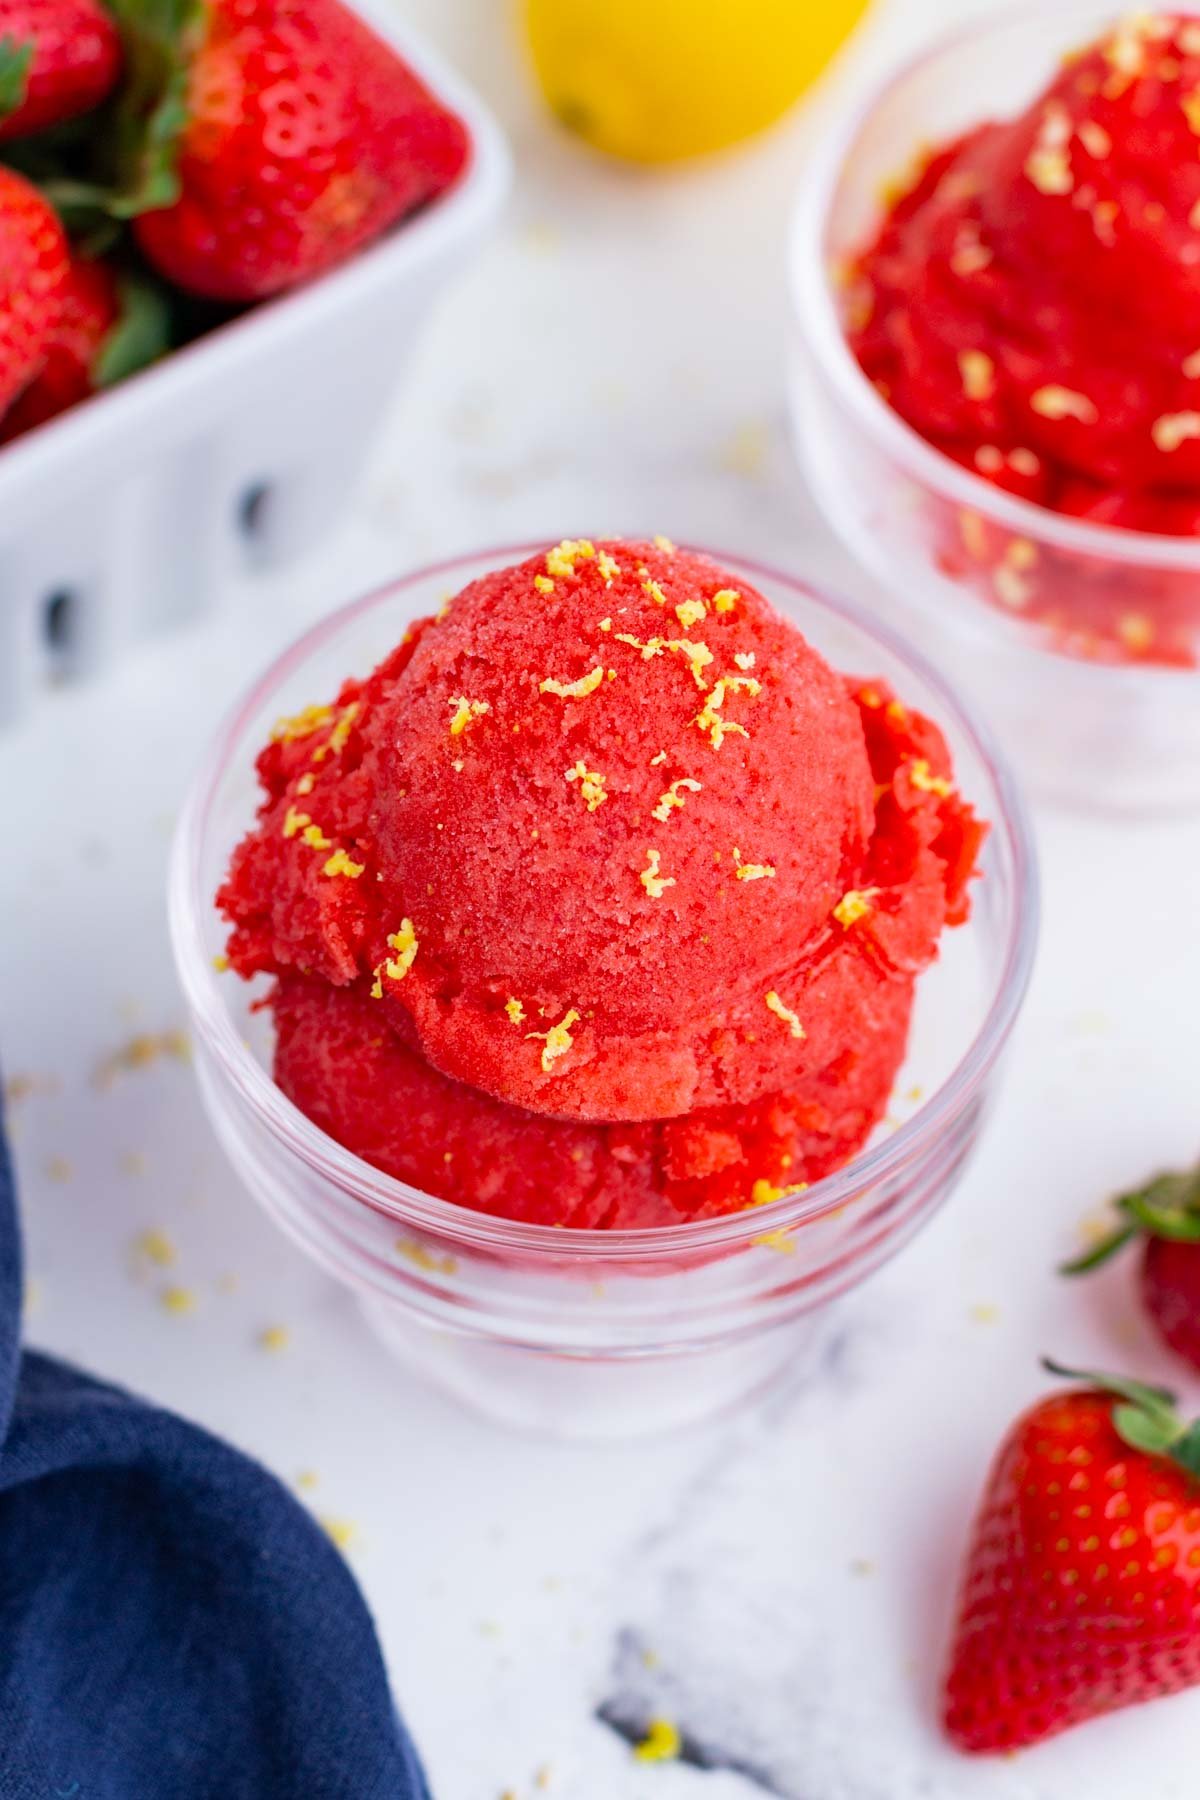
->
xmin=0 ymin=35 xmax=33 ymax=123
xmin=1059 ymin=1160 xmax=1200 ymax=1276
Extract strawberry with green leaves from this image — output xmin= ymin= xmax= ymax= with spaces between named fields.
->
xmin=0 ymin=162 xmax=66 ymax=411
xmin=106 ymin=0 xmax=470 ymax=301
xmin=1063 ymin=1160 xmax=1200 ymax=1372
xmin=945 ymin=1361 xmax=1200 ymax=1752
xmin=1 ymin=248 xmax=168 ymax=439
xmin=0 ymin=0 xmax=121 ymax=143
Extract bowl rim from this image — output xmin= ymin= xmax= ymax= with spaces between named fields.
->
xmin=788 ymin=0 xmax=1200 ymax=610
xmin=169 ymin=541 xmax=1039 ymax=1262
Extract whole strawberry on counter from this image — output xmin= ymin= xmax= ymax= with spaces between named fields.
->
xmin=0 ymin=0 xmax=121 ymax=143
xmin=945 ymin=1361 xmax=1200 ymax=1752
xmin=1063 ymin=1159 xmax=1200 ymax=1372
xmin=0 ymin=162 xmax=66 ymax=411
xmin=117 ymin=0 xmax=470 ymax=301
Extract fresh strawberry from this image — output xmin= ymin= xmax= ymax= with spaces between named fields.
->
xmin=0 ymin=0 xmax=121 ymax=143
xmin=0 ymin=163 xmax=66 ymax=411
xmin=1062 ymin=1160 xmax=1200 ymax=1372
xmin=111 ymin=0 xmax=469 ymax=302
xmin=945 ymin=1362 xmax=1200 ymax=1752
xmin=0 ymin=251 xmax=169 ymax=440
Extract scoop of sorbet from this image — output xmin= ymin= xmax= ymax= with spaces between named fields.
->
xmin=220 ymin=540 xmax=981 ymax=1124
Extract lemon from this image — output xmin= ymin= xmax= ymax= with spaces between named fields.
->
xmin=523 ymin=0 xmax=871 ymax=164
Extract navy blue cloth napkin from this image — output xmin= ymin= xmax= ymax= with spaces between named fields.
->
xmin=0 ymin=1109 xmax=430 ymax=1799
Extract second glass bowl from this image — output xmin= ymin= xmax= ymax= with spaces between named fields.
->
xmin=789 ymin=2 xmax=1200 ymax=814
xmin=170 ymin=545 xmax=1037 ymax=1440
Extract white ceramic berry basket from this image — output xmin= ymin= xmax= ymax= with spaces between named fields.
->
xmin=0 ymin=0 xmax=509 ymax=727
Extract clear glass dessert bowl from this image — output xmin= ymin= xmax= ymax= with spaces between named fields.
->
xmin=169 ymin=545 xmax=1037 ymax=1440
xmin=789 ymin=2 xmax=1200 ymax=814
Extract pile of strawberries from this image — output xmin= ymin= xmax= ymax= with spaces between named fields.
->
xmin=0 ymin=0 xmax=467 ymax=442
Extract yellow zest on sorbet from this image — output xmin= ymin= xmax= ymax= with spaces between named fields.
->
xmin=1030 ymin=384 xmax=1098 ymax=424
xmin=833 ymin=887 xmax=881 ymax=927
xmin=652 ymin=777 xmax=702 ymax=823
xmin=667 ymin=638 xmax=715 ymax=688
xmin=534 ymin=574 xmax=555 ymax=595
xmin=958 ymin=349 xmax=995 ymax=402
xmin=597 ymin=549 xmax=621 ymax=583
xmin=271 ymin=703 xmax=332 ymax=743
xmin=640 ymin=848 xmax=675 ymax=898
xmin=565 ymin=760 xmax=608 ymax=811
xmin=504 ymin=998 xmax=525 ymax=1026
xmin=323 ymin=849 xmax=365 ymax=879
xmin=546 ymin=539 xmax=595 ymax=578
xmin=313 ymin=702 xmax=359 ymax=762
xmin=295 ymin=772 xmax=316 ymax=796
xmin=384 ymin=919 xmax=418 ymax=980
xmin=653 ymin=535 xmax=675 ymax=554
xmin=711 ymin=588 xmax=739 ymax=614
xmin=448 ymin=696 xmax=490 ymax=736
xmin=615 ymin=632 xmax=665 ymax=659
xmin=908 ymin=758 xmax=954 ymax=797
xmin=282 ymin=806 xmax=311 ymax=839
xmin=693 ymin=679 xmax=751 ymax=749
xmin=764 ymin=990 xmax=805 ymax=1039
xmin=527 ymin=1008 xmax=581 ymax=1074
xmin=1152 ymin=410 xmax=1200 ymax=452
xmin=674 ymin=597 xmax=707 ymax=630
xmin=301 ymin=823 xmax=332 ymax=851
xmin=733 ymin=651 xmax=756 ymax=671
xmin=749 ymin=1177 xmax=809 ymax=1206
xmin=642 ymin=576 xmax=669 ymax=607
xmin=540 ymin=666 xmax=605 ymax=699
xmin=733 ymin=848 xmax=775 ymax=881
xmin=633 ymin=1719 xmax=682 ymax=1764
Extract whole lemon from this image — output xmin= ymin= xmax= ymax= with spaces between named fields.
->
xmin=524 ymin=0 xmax=871 ymax=164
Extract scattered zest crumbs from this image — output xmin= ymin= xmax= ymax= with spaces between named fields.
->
xmin=665 ymin=638 xmax=715 ymax=688
xmin=212 ymin=953 xmax=229 ymax=973
xmin=534 ymin=574 xmax=555 ymax=594
xmin=271 ymin=702 xmax=332 ymax=743
xmin=320 ymin=1517 xmax=358 ymax=1551
xmin=546 ymin=538 xmax=595 ymax=578
xmin=833 ymin=887 xmax=880 ymax=927
xmin=733 ymin=650 xmax=756 ymax=671
xmin=642 ymin=576 xmax=669 ymax=607
xmin=650 ymin=749 xmax=667 ymax=765
xmin=302 ymin=823 xmax=333 ymax=851
xmin=259 ymin=1325 xmax=290 ymax=1352
xmin=597 ymin=549 xmax=621 ymax=582
xmin=765 ymin=990 xmax=805 ymax=1039
xmin=282 ymin=805 xmax=311 ymax=838
xmin=504 ymin=998 xmax=525 ymax=1025
xmin=711 ymin=588 xmax=738 ymax=613
xmin=323 ymin=849 xmax=365 ymax=879
xmin=565 ymin=760 xmax=608 ymax=811
xmin=94 ymin=1030 xmax=189 ymax=1088
xmin=733 ymin=848 xmax=775 ymax=881
xmin=527 ymin=1009 xmax=581 ymax=1074
xmin=957 ymin=349 xmax=995 ymax=401
xmin=1152 ymin=411 xmax=1200 ymax=453
xmin=674 ymin=597 xmax=707 ymax=630
xmin=651 ymin=777 xmax=701 ymax=823
xmin=752 ymin=1228 xmax=797 ymax=1255
xmin=1030 ymin=384 xmax=1097 ymax=424
xmin=449 ymin=696 xmax=490 ymax=736
xmin=135 ymin=1228 xmax=176 ymax=1268
xmin=633 ymin=1719 xmax=682 ymax=1764
xmin=640 ymin=848 xmax=675 ymax=898
xmin=539 ymin=665 xmax=605 ymax=699
xmin=907 ymin=758 xmax=954 ymax=797
xmin=598 ymin=616 xmax=612 ymax=631
xmin=160 ymin=1285 xmax=196 ymax=1315
xmin=653 ymin=534 xmax=675 ymax=553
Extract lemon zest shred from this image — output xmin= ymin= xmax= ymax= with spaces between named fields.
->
xmin=834 ymin=887 xmax=881 ymax=927
xmin=539 ymin=666 xmax=605 ymax=699
xmin=526 ymin=1008 xmax=581 ymax=1074
xmin=651 ymin=777 xmax=701 ymax=824
xmin=323 ymin=849 xmax=365 ymax=879
xmin=765 ymin=990 xmax=805 ymax=1039
xmin=640 ymin=848 xmax=675 ymax=899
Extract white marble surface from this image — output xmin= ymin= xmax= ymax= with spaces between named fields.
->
xmin=4 ymin=1 xmax=1200 ymax=1795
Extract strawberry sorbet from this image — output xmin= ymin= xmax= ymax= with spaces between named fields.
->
xmin=219 ymin=540 xmax=983 ymax=1227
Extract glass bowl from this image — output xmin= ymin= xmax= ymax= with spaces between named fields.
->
xmin=169 ymin=545 xmax=1037 ymax=1440
xmin=789 ymin=2 xmax=1200 ymax=814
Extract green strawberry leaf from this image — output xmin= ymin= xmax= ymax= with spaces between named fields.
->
xmin=102 ymin=0 xmax=206 ymax=218
xmin=0 ymin=36 xmax=33 ymax=124
xmin=1059 ymin=1220 xmax=1138 ymax=1276
xmin=1043 ymin=1358 xmax=1200 ymax=1483
xmin=1059 ymin=1160 xmax=1200 ymax=1274
xmin=93 ymin=270 xmax=172 ymax=385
